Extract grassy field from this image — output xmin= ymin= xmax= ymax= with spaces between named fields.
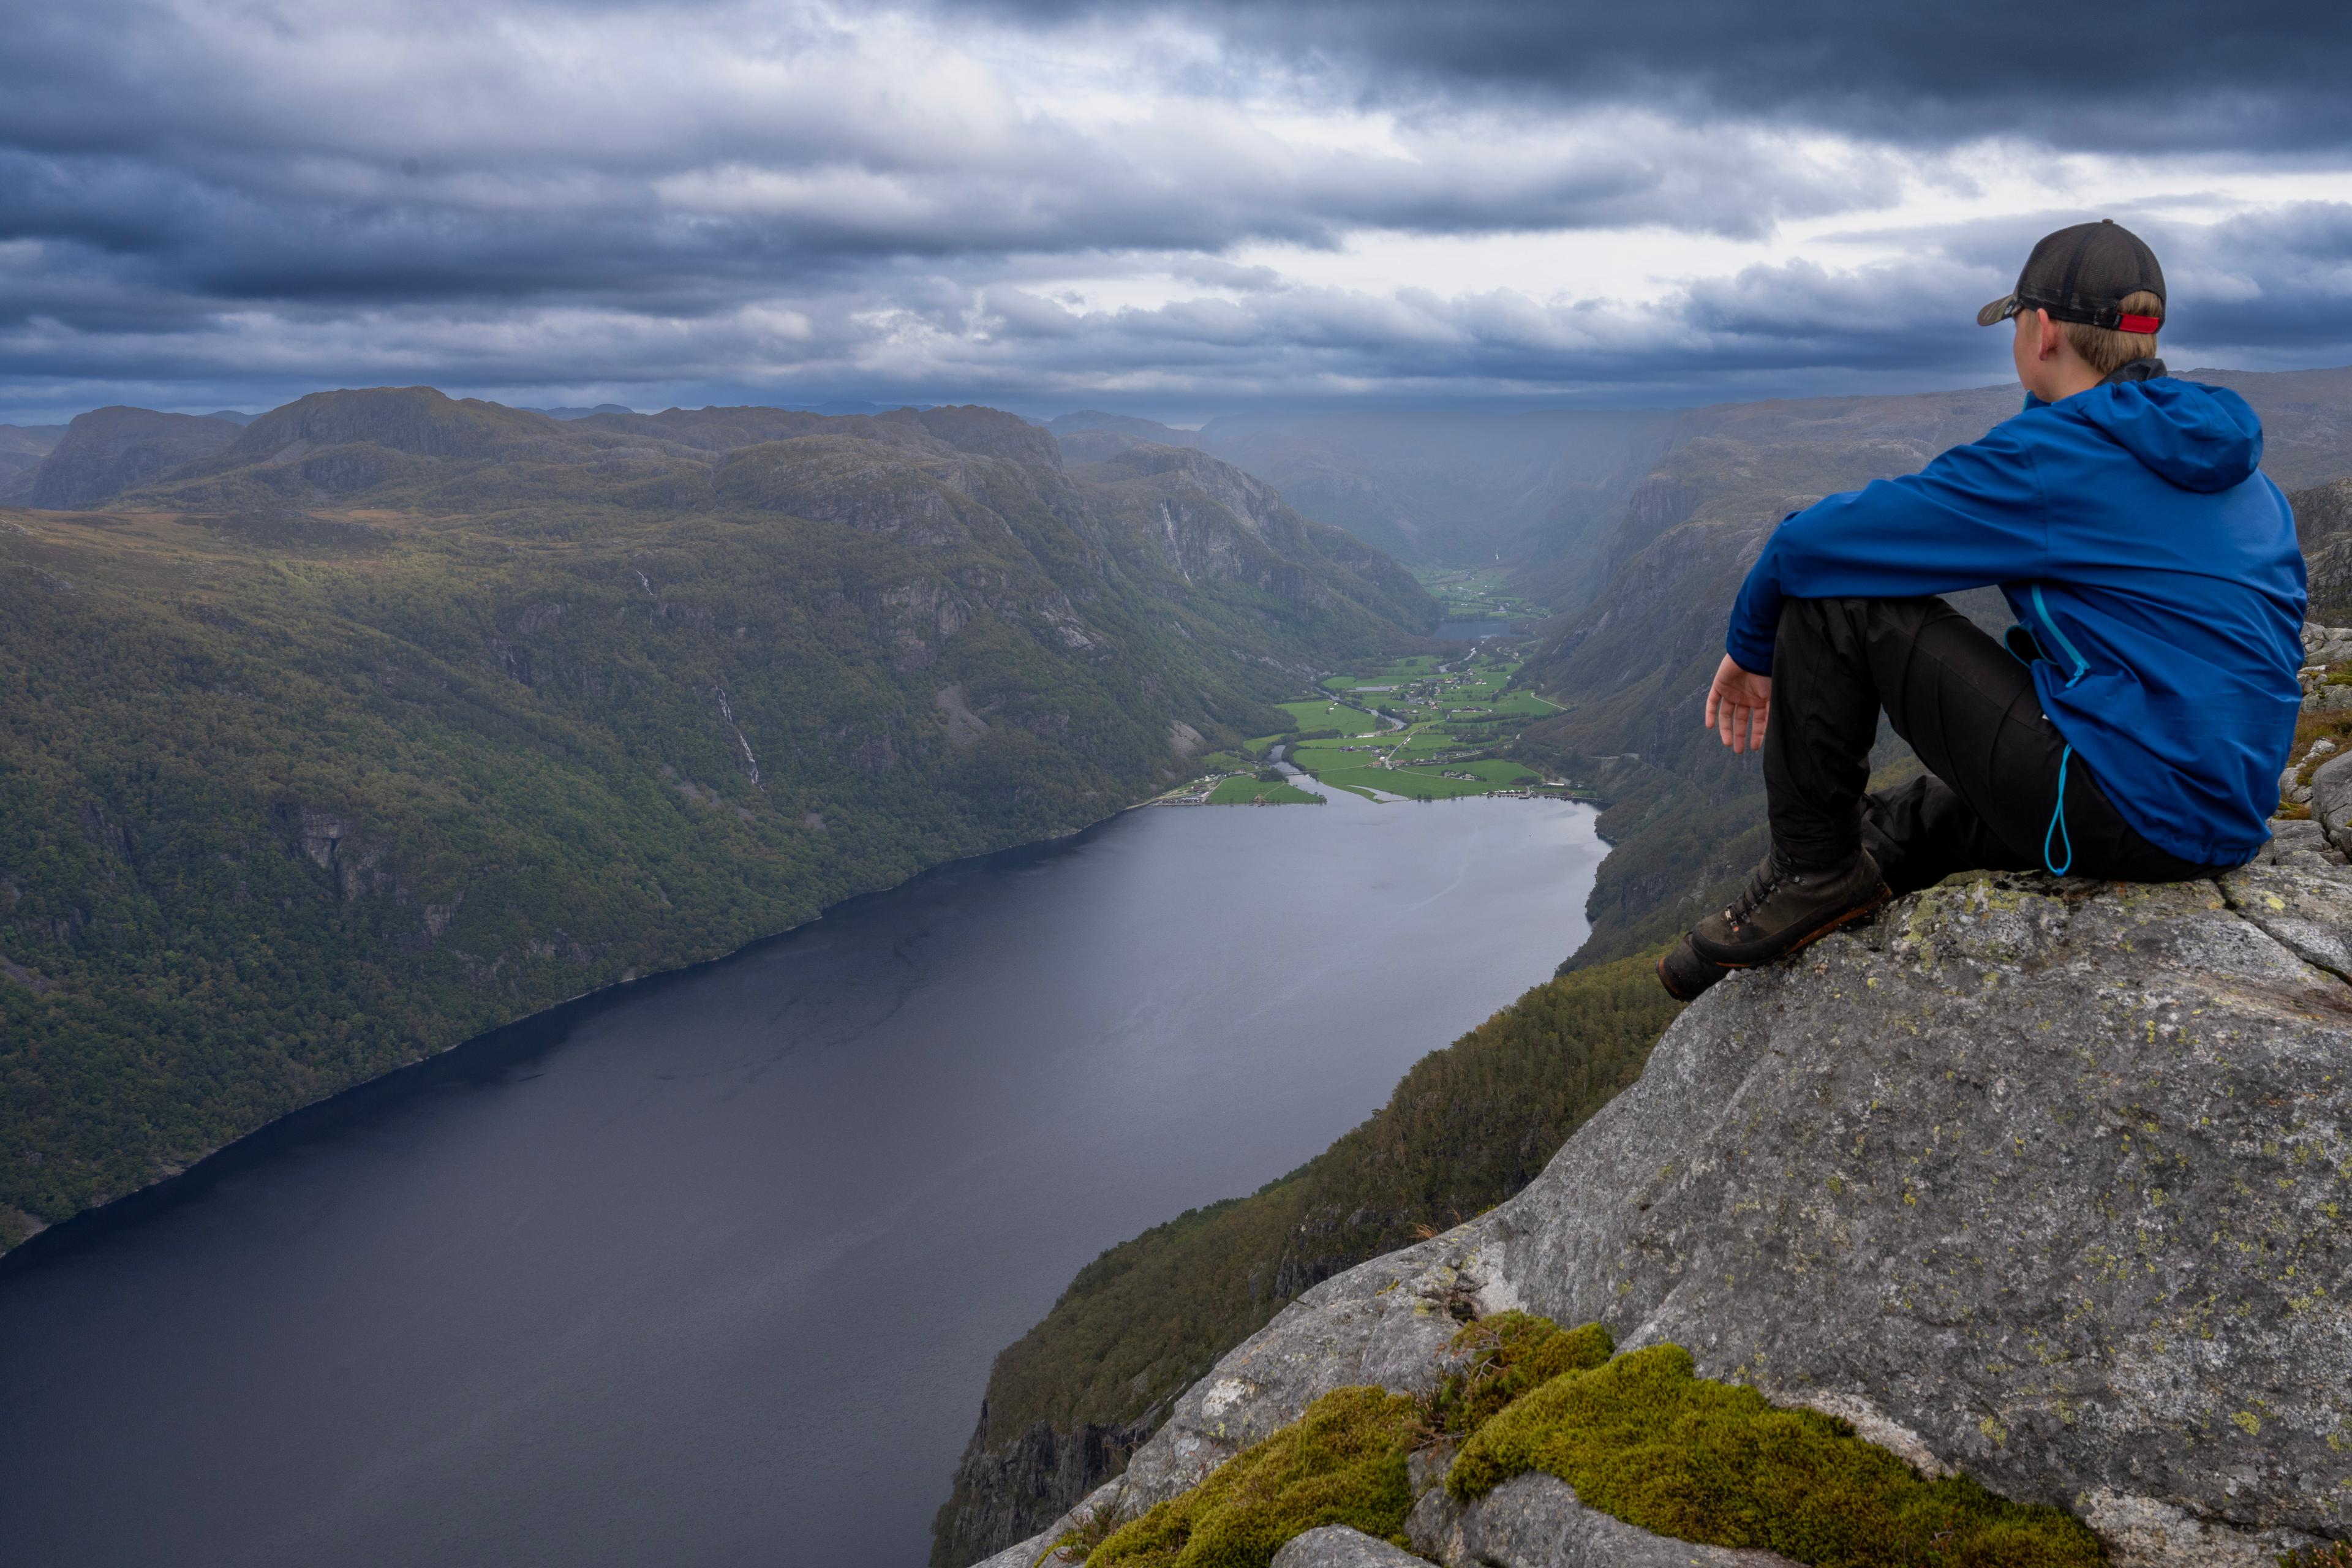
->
xmin=1204 ymin=777 xmax=1324 ymax=805
xmin=1313 ymin=758 xmax=1539 ymax=801
xmin=1178 ymin=649 xmax=1562 ymax=807
xmin=1412 ymin=565 xmax=1550 ymax=623
xmin=1277 ymin=697 xmax=1385 ymax=735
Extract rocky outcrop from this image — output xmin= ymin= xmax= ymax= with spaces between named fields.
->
xmin=1400 ymin=1474 xmax=1800 ymax=1568
xmin=933 ymin=1412 xmax=1156 ymax=1568
xmin=30 ymin=406 xmax=242 ymax=508
xmin=979 ymin=853 xmax=2352 ymax=1567
xmin=1276 ymin=1525 xmax=1433 ymax=1568
xmin=2295 ymin=479 xmax=2352 ymax=620
xmin=2267 ymin=622 xmax=2352 ymax=811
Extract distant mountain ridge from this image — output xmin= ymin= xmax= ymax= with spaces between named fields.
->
xmin=1033 ymin=367 xmax=2352 ymax=614
xmin=29 ymin=406 xmax=244 ymax=509
xmin=0 ymin=424 xmax=66 ymax=505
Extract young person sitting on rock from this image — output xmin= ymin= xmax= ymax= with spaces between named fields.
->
xmin=1660 ymin=220 xmax=2307 ymax=1000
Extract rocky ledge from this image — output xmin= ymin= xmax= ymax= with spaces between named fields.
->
xmin=981 ymin=833 xmax=2352 ymax=1568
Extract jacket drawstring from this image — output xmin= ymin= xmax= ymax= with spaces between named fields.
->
xmin=2027 ymin=584 xmax=2089 ymax=876
xmin=2045 ymin=745 xmax=2076 ymax=876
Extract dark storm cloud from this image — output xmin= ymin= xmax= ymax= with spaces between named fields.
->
xmin=976 ymin=0 xmax=2352 ymax=154
xmin=936 ymin=206 xmax=2352 ymax=402
xmin=2 ymin=0 xmax=2350 ymax=420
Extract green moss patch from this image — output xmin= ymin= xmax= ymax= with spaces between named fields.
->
xmin=1083 ymin=1385 xmax=1420 ymax=1568
xmin=1068 ymin=1313 xmax=2108 ymax=1568
xmin=1449 ymin=1337 xmax=2106 ymax=1568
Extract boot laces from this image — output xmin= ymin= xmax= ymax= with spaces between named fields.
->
xmin=1724 ymin=856 xmax=1790 ymax=928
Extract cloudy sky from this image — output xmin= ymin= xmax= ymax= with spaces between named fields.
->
xmin=7 ymin=0 xmax=2352 ymax=423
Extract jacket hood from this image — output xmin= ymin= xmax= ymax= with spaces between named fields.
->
xmin=2070 ymin=375 xmax=2264 ymax=493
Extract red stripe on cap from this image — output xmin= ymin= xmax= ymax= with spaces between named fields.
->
xmin=2118 ymin=312 xmax=2162 ymax=334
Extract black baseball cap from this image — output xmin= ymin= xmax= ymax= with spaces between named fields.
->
xmin=1977 ymin=219 xmax=2166 ymax=333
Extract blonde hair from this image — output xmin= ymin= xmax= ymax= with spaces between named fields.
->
xmin=2062 ymin=290 xmax=2163 ymax=376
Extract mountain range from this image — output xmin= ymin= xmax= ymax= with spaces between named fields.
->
xmin=0 ymin=388 xmax=1434 ymax=1250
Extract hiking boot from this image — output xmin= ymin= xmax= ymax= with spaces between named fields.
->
xmin=1687 ymin=848 xmax=1891 ymax=968
xmin=1657 ymin=935 xmax=1728 ymax=1000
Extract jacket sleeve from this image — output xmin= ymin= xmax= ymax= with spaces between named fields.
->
xmin=1725 ymin=421 xmax=2051 ymax=673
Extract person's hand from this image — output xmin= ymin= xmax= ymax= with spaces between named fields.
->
xmin=1705 ymin=655 xmax=1771 ymax=754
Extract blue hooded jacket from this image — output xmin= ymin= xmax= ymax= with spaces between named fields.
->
xmin=1726 ymin=371 xmax=2306 ymax=867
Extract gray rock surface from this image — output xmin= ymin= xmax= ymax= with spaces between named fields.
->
xmin=1272 ymin=1525 xmax=1431 ymax=1568
xmin=1411 ymin=1472 xmax=1798 ymax=1568
xmin=2302 ymin=618 xmax=2352 ymax=669
xmin=2313 ymin=750 xmax=2352 ymax=854
xmin=1008 ymin=864 xmax=2351 ymax=1566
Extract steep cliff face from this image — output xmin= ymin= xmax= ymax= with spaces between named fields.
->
xmin=981 ymin=846 xmax=2352 ymax=1567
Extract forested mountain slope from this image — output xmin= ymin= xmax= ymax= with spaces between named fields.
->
xmin=0 ymin=388 xmax=1434 ymax=1251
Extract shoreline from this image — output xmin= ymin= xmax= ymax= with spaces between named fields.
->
xmin=0 ymin=794 xmax=1150 ymax=1273
xmin=2 ymin=783 xmax=1608 ymax=1276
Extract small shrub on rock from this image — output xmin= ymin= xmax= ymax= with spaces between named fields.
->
xmin=1424 ymin=1310 xmax=1614 ymax=1437
xmin=2280 ymin=1545 xmax=2352 ymax=1568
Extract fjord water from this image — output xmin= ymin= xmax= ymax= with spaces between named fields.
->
xmin=0 ymin=790 xmax=1604 ymax=1567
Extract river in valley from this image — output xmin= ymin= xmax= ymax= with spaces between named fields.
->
xmin=0 ymin=786 xmax=1605 ymax=1567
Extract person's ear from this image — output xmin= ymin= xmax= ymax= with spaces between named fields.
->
xmin=2036 ymin=309 xmax=2064 ymax=363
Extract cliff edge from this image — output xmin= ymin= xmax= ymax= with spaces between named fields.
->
xmin=982 ymin=837 xmax=2352 ymax=1566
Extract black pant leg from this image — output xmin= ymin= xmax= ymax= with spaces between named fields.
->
xmin=1850 ymin=597 xmax=2062 ymax=865
xmin=1762 ymin=598 xmax=1888 ymax=868
xmin=1860 ymin=774 xmax=2037 ymax=894
xmin=1766 ymin=595 xmax=2218 ymax=885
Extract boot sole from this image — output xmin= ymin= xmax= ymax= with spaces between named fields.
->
xmin=1656 ymin=937 xmax=1728 ymax=1001
xmin=1656 ymin=954 xmax=1708 ymax=1001
xmin=1698 ymin=882 xmax=1894 ymax=970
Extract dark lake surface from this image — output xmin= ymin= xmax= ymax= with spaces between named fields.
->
xmin=0 ymin=788 xmax=1603 ymax=1567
